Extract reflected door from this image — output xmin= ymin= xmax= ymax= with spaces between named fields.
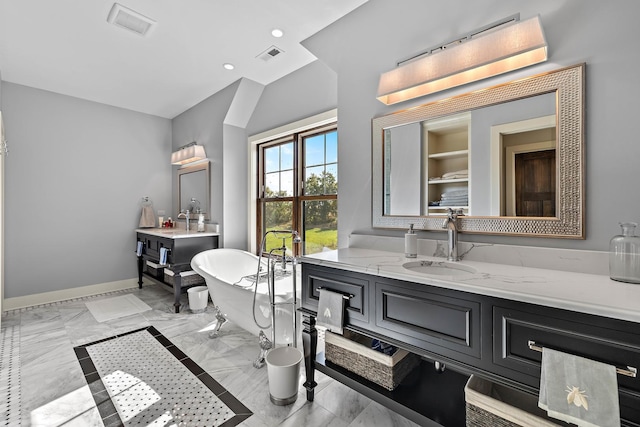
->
xmin=515 ymin=149 xmax=556 ymax=217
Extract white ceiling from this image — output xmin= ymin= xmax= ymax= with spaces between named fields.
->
xmin=0 ymin=0 xmax=368 ymax=118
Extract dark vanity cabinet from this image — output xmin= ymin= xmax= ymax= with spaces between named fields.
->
xmin=136 ymin=231 xmax=218 ymax=312
xmin=300 ymin=263 xmax=640 ymax=426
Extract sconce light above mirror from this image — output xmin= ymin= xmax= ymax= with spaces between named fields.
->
xmin=171 ymin=142 xmax=207 ymax=165
xmin=377 ymin=14 xmax=548 ymax=105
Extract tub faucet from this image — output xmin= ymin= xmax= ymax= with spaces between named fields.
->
xmin=178 ymin=210 xmax=190 ymax=231
xmin=443 ymin=208 xmax=463 ymax=261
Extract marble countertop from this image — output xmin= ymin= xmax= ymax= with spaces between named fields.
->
xmin=301 ymin=248 xmax=640 ymax=324
xmin=135 ymin=228 xmax=219 ymax=239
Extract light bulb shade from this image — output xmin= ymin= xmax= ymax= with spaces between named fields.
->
xmin=171 ymin=144 xmax=206 ymax=165
xmin=377 ymin=15 xmax=548 ymax=105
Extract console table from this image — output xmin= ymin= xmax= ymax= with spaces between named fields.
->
xmin=136 ymin=228 xmax=218 ymax=312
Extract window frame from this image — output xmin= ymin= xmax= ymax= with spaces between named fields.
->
xmin=257 ymin=123 xmax=338 ymax=256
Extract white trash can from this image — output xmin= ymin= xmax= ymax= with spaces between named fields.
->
xmin=266 ymin=346 xmax=303 ymax=405
xmin=187 ymin=286 xmax=209 ymax=313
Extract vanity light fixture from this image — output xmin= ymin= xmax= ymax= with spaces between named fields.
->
xmin=171 ymin=142 xmax=207 ymax=165
xmin=376 ymin=14 xmax=548 ymax=105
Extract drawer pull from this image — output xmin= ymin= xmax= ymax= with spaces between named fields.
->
xmin=315 ymin=287 xmax=354 ymax=300
xmin=528 ymin=340 xmax=637 ymax=378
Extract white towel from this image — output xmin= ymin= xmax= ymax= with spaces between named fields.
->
xmin=139 ymin=205 xmax=156 ymax=228
xmin=159 ymin=247 xmax=168 ymax=265
xmin=442 ymin=169 xmax=468 ymax=179
xmin=317 ymin=289 xmax=345 ymax=335
xmin=442 ymin=189 xmax=468 ymax=198
xmin=538 ymin=347 xmax=620 ymax=427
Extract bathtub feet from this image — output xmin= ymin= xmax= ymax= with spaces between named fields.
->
xmin=207 ymin=306 xmax=228 ymax=338
xmin=253 ymin=330 xmax=273 ymax=369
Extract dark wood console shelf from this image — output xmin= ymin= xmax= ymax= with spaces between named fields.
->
xmin=300 ymin=262 xmax=640 ymax=426
xmin=136 ymin=230 xmax=218 ymax=312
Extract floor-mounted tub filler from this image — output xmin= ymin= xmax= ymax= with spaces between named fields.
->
xmin=191 ymin=231 xmax=302 ymax=369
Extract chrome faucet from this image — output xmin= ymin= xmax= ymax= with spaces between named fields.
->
xmin=443 ymin=208 xmax=463 ymax=261
xmin=177 ymin=210 xmax=191 ymax=231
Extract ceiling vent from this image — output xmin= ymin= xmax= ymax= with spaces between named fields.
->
xmin=107 ymin=3 xmax=156 ymax=36
xmin=257 ymin=45 xmax=284 ymax=62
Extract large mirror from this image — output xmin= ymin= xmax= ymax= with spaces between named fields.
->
xmin=176 ymin=161 xmax=211 ymax=221
xmin=372 ymin=63 xmax=584 ymax=238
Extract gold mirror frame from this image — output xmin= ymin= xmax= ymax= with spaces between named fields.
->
xmin=372 ymin=63 xmax=584 ymax=238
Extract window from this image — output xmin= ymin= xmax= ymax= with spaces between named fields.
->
xmin=258 ymin=124 xmax=337 ymax=256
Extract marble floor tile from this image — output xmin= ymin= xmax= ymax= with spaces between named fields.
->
xmin=21 ymin=359 xmax=88 ymax=425
xmin=349 ymin=400 xmax=421 ymax=427
xmin=313 ymin=379 xmax=373 ymax=424
xmin=280 ymin=402 xmax=349 ymax=427
xmin=28 ymin=384 xmax=97 ymax=427
xmin=1 ymin=284 xmax=420 ymax=427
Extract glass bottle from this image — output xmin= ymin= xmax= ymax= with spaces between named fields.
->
xmin=609 ymin=222 xmax=640 ymax=284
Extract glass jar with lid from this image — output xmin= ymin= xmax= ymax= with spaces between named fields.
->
xmin=609 ymin=222 xmax=640 ymax=284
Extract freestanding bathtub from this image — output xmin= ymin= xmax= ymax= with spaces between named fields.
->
xmin=191 ymin=248 xmax=300 ymax=366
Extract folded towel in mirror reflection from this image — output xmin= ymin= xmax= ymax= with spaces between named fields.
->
xmin=139 ymin=205 xmax=156 ymax=228
xmin=442 ymin=169 xmax=468 ymax=179
xmin=437 ymin=188 xmax=468 ymax=206
xmin=317 ymin=289 xmax=345 ymax=335
xmin=539 ymin=347 xmax=620 ymax=427
xmin=440 ymin=196 xmax=468 ymax=203
xmin=159 ymin=247 xmax=168 ymax=265
xmin=441 ymin=189 xmax=468 ymax=198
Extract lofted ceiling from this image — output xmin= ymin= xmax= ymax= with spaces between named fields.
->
xmin=0 ymin=0 xmax=368 ymax=118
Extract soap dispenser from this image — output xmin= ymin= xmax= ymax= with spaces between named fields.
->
xmin=197 ymin=213 xmax=205 ymax=232
xmin=405 ymin=224 xmax=417 ymax=258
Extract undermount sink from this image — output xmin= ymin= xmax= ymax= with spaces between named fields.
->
xmin=402 ymin=260 xmax=477 ymax=277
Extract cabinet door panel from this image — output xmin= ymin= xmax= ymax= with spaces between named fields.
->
xmin=302 ymin=265 xmax=369 ymax=325
xmin=494 ymin=305 xmax=640 ymax=394
xmin=375 ymin=281 xmax=481 ymax=359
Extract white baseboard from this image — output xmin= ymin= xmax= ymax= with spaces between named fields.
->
xmin=3 ymin=278 xmax=140 ymax=311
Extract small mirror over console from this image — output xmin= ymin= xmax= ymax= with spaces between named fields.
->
xmin=176 ymin=160 xmax=210 ymax=221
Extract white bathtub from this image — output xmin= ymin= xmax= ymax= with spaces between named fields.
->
xmin=191 ymin=248 xmax=300 ymax=349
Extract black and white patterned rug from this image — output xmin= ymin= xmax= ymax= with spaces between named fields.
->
xmin=74 ymin=327 xmax=252 ymax=426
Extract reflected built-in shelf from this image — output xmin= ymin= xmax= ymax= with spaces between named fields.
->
xmin=428 ymin=149 xmax=469 ymax=160
xmin=428 ymin=178 xmax=468 ymax=185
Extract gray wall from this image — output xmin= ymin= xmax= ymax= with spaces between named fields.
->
xmin=1 ymin=82 xmax=172 ymax=298
xmin=303 ymin=0 xmax=640 ymax=250
xmin=172 ymin=80 xmax=240 ymax=238
xmin=246 ymin=60 xmax=337 ymax=136
xmin=222 ymin=123 xmax=249 ymax=249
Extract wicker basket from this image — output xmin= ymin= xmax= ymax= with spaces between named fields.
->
xmin=324 ymin=330 xmax=420 ymax=391
xmin=465 ymin=375 xmax=560 ymax=427
xmin=145 ymin=260 xmax=164 ymax=278
xmin=164 ymin=269 xmax=205 ymax=287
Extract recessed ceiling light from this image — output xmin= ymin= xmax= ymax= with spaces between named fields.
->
xmin=223 ymin=63 xmax=235 ymax=70
xmin=271 ymin=28 xmax=284 ymax=38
